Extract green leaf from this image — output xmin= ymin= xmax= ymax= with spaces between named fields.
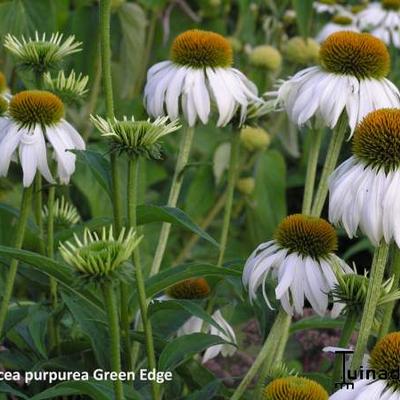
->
xmin=290 ymin=316 xmax=345 ymax=334
xmin=74 ymin=149 xmax=112 ymax=198
xmin=0 ymin=383 xmax=28 ymax=400
xmin=137 ymin=205 xmax=219 ymax=247
xmin=292 ymin=0 xmax=313 ymax=38
xmin=114 ymin=2 xmax=147 ymax=99
xmin=28 ymin=307 xmax=49 ymax=359
xmin=184 ymin=380 xmax=221 ymax=400
xmin=158 ymin=333 xmax=228 ymax=371
xmin=145 ymin=263 xmax=241 ymax=299
xmin=61 ymin=291 xmax=109 ymax=369
xmin=149 ymin=300 xmax=228 ymax=336
xmin=0 ymin=246 xmax=104 ymax=313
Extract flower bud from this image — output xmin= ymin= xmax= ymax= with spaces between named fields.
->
xmin=240 ymin=126 xmax=271 ymax=152
xmin=236 ymin=177 xmax=255 ymax=196
xmin=284 ymin=36 xmax=320 ymax=65
xmin=249 ymin=45 xmax=282 ymax=71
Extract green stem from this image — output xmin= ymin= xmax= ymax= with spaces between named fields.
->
xmin=47 ymin=186 xmax=59 ymax=351
xmin=231 ymin=308 xmax=291 ymax=400
xmin=34 ymin=174 xmax=46 ymax=255
xmin=150 ymin=126 xmax=195 ymax=276
xmin=332 ymin=313 xmax=358 ymax=382
xmin=0 ymin=186 xmax=33 ymax=338
xmin=217 ymin=132 xmax=240 ymax=267
xmin=350 ymin=243 xmax=390 ymax=370
xmin=102 ymin=282 xmax=124 ymax=400
xmin=310 ymin=117 xmax=347 ymax=217
xmin=254 ymin=309 xmax=291 ymax=400
xmin=128 ymin=158 xmax=160 ymax=400
xmin=302 ymin=127 xmax=323 ymax=215
xmin=378 ymin=245 xmax=400 ymax=339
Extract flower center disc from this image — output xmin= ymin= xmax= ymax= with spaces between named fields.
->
xmin=9 ymin=90 xmax=64 ymax=127
xmin=319 ymin=31 xmax=390 ymax=79
xmin=171 ymin=29 xmax=233 ymax=68
xmin=353 ymin=109 xmax=400 ymax=172
xmin=331 ymin=16 xmax=353 ymax=26
xmin=370 ymin=332 xmax=400 ymax=391
xmin=382 ymin=0 xmax=400 ymax=11
xmin=166 ymin=278 xmax=211 ymax=299
xmin=264 ymin=377 xmax=329 ymax=400
xmin=275 ymin=214 xmax=337 ymax=259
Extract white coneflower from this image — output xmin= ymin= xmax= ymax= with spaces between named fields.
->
xmin=177 ymin=310 xmax=237 ymax=363
xmin=59 ymin=225 xmax=141 ymax=280
xmin=4 ymin=32 xmax=81 ymax=73
xmin=275 ymin=31 xmax=400 ymax=134
xmin=329 ymin=109 xmax=400 ymax=246
xmin=264 ymin=377 xmax=329 ymax=400
xmin=330 ymin=332 xmax=400 ymax=399
xmin=144 ymin=29 xmax=261 ymax=127
xmin=314 ymin=0 xmax=344 ymax=14
xmin=91 ymin=114 xmax=180 ymax=159
xmin=0 ymin=90 xmax=85 ymax=187
xmin=316 ymin=14 xmax=359 ymax=43
xmin=357 ymin=1 xmax=400 ymax=48
xmin=243 ymin=214 xmax=352 ymax=316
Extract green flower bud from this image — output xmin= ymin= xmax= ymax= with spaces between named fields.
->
xmin=249 ymin=45 xmax=282 ymax=71
xmin=236 ymin=177 xmax=255 ymax=196
xmin=240 ymin=126 xmax=271 ymax=152
xmin=284 ymin=36 xmax=320 ymax=66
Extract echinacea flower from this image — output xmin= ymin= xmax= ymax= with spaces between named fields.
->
xmin=264 ymin=376 xmax=329 ymax=400
xmin=243 ymin=214 xmax=352 ymax=316
xmin=59 ymin=226 xmax=141 ymax=280
xmin=0 ymin=90 xmax=85 ymax=186
xmin=165 ymin=278 xmax=211 ymax=299
xmin=330 ymin=332 xmax=400 ymax=399
xmin=144 ymin=29 xmax=261 ymax=127
xmin=316 ymin=14 xmax=359 ymax=43
xmin=177 ymin=310 xmax=237 ymax=363
xmin=4 ymin=32 xmax=81 ymax=74
xmin=357 ymin=1 xmax=400 ymax=48
xmin=275 ymin=31 xmax=400 ymax=134
xmin=329 ymin=109 xmax=400 ymax=246
xmin=42 ymin=196 xmax=80 ymax=228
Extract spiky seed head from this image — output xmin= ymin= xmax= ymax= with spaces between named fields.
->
xmin=319 ymin=32 xmax=390 ymax=79
xmin=352 ymin=109 xmax=400 ymax=172
xmin=91 ymin=115 xmax=181 ymax=159
xmin=9 ymin=90 xmax=64 ymax=128
xmin=275 ymin=214 xmax=337 ymax=259
xmin=166 ymin=278 xmax=211 ymax=299
xmin=43 ymin=70 xmax=88 ymax=105
xmin=42 ymin=197 xmax=80 ymax=229
xmin=249 ymin=45 xmax=282 ymax=71
xmin=4 ymin=32 xmax=82 ymax=74
xmin=171 ymin=29 xmax=233 ymax=68
xmin=263 ymin=377 xmax=328 ymax=400
xmin=59 ymin=226 xmax=141 ymax=282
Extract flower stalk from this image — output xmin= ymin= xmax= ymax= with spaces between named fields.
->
xmin=150 ymin=125 xmax=195 ymax=276
xmin=0 ymin=186 xmax=33 ymax=337
xmin=217 ymin=131 xmax=240 ymax=266
xmin=351 ymin=242 xmax=390 ymax=370
xmin=379 ymin=245 xmax=400 ymax=339
xmin=311 ymin=116 xmax=347 ymax=217
xmin=302 ymin=127 xmax=323 ymax=215
xmin=128 ymin=158 xmax=160 ymax=400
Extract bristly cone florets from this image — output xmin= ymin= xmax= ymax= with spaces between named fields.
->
xmin=166 ymin=278 xmax=211 ymax=299
xmin=263 ymin=377 xmax=329 ymax=400
xmin=370 ymin=332 xmax=400 ymax=391
xmin=171 ymin=29 xmax=233 ymax=68
xmin=59 ymin=226 xmax=141 ymax=283
xmin=382 ymin=0 xmax=400 ymax=10
xmin=274 ymin=214 xmax=338 ymax=259
xmin=91 ymin=115 xmax=181 ymax=160
xmin=43 ymin=70 xmax=88 ymax=105
xmin=332 ymin=271 xmax=400 ymax=318
xmin=352 ymin=109 xmax=400 ymax=173
xmin=319 ymin=31 xmax=390 ymax=79
xmin=9 ymin=90 xmax=64 ymax=128
xmin=42 ymin=197 xmax=80 ymax=229
xmin=4 ymin=32 xmax=82 ymax=74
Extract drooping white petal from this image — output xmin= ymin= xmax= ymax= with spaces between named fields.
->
xmin=0 ymin=122 xmax=23 ymax=177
